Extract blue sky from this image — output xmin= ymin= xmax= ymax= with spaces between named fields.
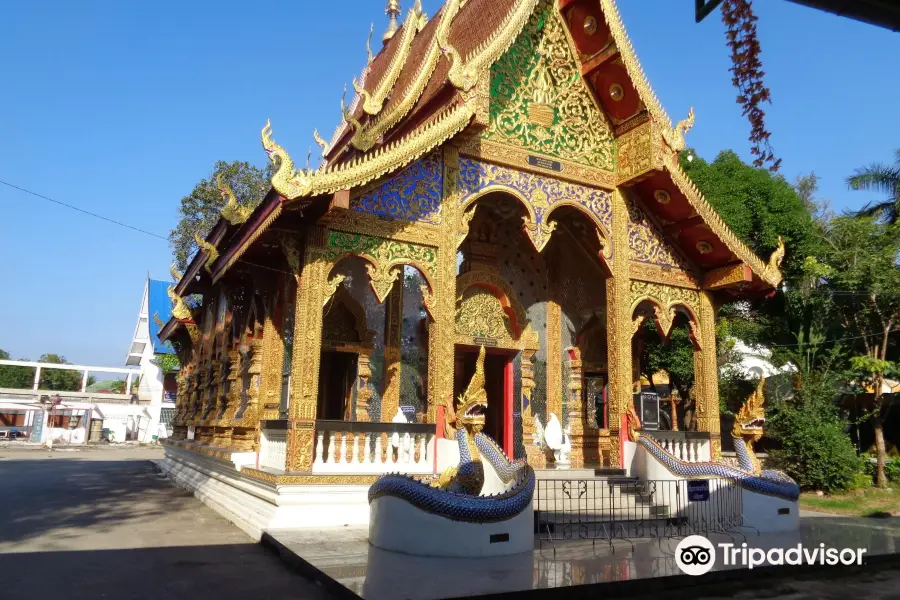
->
xmin=0 ymin=1 xmax=897 ymax=367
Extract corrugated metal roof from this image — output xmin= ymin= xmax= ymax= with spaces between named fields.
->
xmin=148 ymin=279 xmax=175 ymax=355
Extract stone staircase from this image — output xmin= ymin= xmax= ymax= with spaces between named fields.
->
xmin=534 ymin=469 xmax=678 ymax=538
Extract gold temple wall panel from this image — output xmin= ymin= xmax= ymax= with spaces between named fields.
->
xmin=483 ymin=1 xmax=616 ymax=174
xmin=626 ymin=195 xmax=692 ymax=271
xmin=457 ymin=157 xmax=613 ymax=258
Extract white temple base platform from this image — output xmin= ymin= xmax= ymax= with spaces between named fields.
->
xmin=741 ymin=488 xmax=800 ymax=533
xmin=157 ymin=443 xmax=371 ymax=540
xmin=369 ymin=495 xmax=534 ymax=557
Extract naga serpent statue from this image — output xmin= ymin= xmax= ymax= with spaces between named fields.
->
xmin=368 ymin=346 xmax=535 ymax=523
xmin=628 ymin=378 xmax=800 ymax=501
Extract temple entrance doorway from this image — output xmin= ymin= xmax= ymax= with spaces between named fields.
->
xmin=317 ymin=350 xmax=357 ymax=421
xmin=453 ymin=345 xmax=514 ymax=457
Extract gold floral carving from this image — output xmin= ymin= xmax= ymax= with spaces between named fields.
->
xmin=629 ymin=262 xmax=699 ymax=289
xmin=322 ymin=274 xmax=346 ymax=307
xmin=381 ymin=281 xmax=403 ymax=422
xmin=546 ymin=300 xmax=562 ymax=420
xmin=458 ymin=139 xmax=616 ymax=189
xmin=322 ymin=209 xmax=441 ymax=247
xmin=356 ymin=353 xmax=374 ymax=422
xmin=259 ymin=306 xmax=285 ymax=422
xmin=605 ymin=189 xmax=633 ymax=436
xmin=430 ymin=145 xmax=462 ymax=429
xmin=616 ymin=120 xmax=654 ymax=185
xmin=693 ymin=291 xmax=721 ymax=458
xmin=704 ymin=264 xmax=752 ymax=289
xmin=522 ymin=216 xmax=557 ymax=252
xmin=626 ymin=195 xmax=689 ymax=270
xmin=280 ymin=234 xmax=302 ymax=274
xmin=366 ymin=263 xmax=401 ymax=304
xmin=455 ymin=288 xmax=515 ymax=342
xmin=484 ymin=2 xmax=614 ymax=172
xmin=629 ymin=280 xmax=701 ymax=326
xmin=631 ymin=315 xmax=645 ymax=336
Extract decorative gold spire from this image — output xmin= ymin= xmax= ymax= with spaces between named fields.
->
xmin=167 ymin=286 xmax=192 ymax=321
xmin=193 ymin=232 xmax=220 ymax=273
xmin=383 ymin=0 xmax=401 ymax=43
xmin=153 ymin=312 xmax=166 ymax=330
xmin=169 ymin=263 xmax=182 ymax=283
xmin=366 ymin=23 xmax=375 ymax=64
xmin=217 ymin=173 xmax=253 ymax=225
xmin=313 ymin=128 xmax=329 ymax=159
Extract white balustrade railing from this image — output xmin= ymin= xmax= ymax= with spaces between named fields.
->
xmin=259 ymin=426 xmax=287 ymax=471
xmin=312 ymin=420 xmax=436 ymax=475
xmin=647 ymin=431 xmax=711 ymax=463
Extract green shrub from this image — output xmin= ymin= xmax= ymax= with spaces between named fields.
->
xmin=769 ymin=414 xmax=862 ymax=492
xmin=849 ymin=472 xmax=873 ymax=490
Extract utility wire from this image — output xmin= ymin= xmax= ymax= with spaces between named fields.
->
xmin=0 ymin=178 xmax=299 ymax=278
xmin=0 ymin=179 xmax=169 ymax=241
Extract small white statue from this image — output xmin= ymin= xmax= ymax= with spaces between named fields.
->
xmin=543 ymin=413 xmax=571 ymax=469
xmin=390 ymin=407 xmax=408 ymax=446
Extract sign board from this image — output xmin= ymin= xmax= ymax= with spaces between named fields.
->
xmin=527 ymin=155 xmax=563 ymax=172
xmin=687 ymin=480 xmax=710 ymax=502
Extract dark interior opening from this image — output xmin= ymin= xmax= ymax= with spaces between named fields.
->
xmin=317 ymin=350 xmax=357 ymax=420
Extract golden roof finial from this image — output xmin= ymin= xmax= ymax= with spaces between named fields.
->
xmin=383 ymin=0 xmax=401 ymax=44
xmin=366 ymin=23 xmax=375 ymax=64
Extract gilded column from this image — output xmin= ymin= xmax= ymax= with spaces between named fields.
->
xmin=427 ymin=145 xmax=460 ymax=432
xmin=381 ymin=281 xmax=403 ymax=421
xmin=546 ymin=301 xmax=562 ymax=421
xmin=259 ymin=298 xmax=285 ymax=422
xmin=605 ymin=188 xmax=633 ymax=467
xmin=285 ymin=226 xmax=329 ymax=471
xmin=694 ymin=289 xmax=722 ymax=459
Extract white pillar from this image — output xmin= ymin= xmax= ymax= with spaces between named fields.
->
xmin=81 ymin=370 xmax=89 ymax=393
xmin=125 ymin=373 xmax=133 ymax=396
xmin=32 ymin=367 xmax=41 ymax=391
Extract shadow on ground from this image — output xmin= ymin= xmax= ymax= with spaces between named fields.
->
xmin=0 ymin=544 xmax=328 ymax=600
xmin=0 ymin=458 xmax=185 ymax=544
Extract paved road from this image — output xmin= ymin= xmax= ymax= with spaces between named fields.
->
xmin=0 ymin=445 xmax=329 ymax=600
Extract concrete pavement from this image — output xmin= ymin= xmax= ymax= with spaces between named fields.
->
xmin=0 ymin=445 xmax=329 ymax=599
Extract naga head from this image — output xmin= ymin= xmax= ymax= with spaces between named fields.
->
xmin=456 ymin=345 xmax=488 ymax=434
xmin=733 ymin=377 xmax=766 ymax=442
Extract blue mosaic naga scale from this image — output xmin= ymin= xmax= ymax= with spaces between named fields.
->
xmin=633 ymin=378 xmax=800 ymax=501
xmin=367 ymin=346 xmax=535 ymax=523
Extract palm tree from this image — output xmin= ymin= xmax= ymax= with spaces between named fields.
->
xmin=848 ymin=149 xmax=900 ymax=223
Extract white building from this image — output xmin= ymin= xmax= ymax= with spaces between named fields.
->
xmin=125 ymin=277 xmax=178 ymax=439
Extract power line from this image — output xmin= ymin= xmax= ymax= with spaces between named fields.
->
xmin=0 ymin=179 xmax=168 ymax=241
xmin=0 ymin=178 xmax=299 ymax=278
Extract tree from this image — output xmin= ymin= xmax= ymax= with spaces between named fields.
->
xmin=849 ymin=149 xmax=900 ymax=224
xmin=0 ymin=349 xmax=34 ymax=389
xmin=817 ymin=216 xmax=900 ymax=487
xmin=169 ymin=160 xmax=274 ymax=271
xmin=37 ymin=354 xmax=83 ymax=392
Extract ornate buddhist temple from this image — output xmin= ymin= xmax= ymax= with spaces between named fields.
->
xmin=158 ymin=0 xmax=784 ymax=530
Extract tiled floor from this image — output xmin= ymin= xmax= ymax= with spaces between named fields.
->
xmin=270 ymin=516 xmax=900 ymax=600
